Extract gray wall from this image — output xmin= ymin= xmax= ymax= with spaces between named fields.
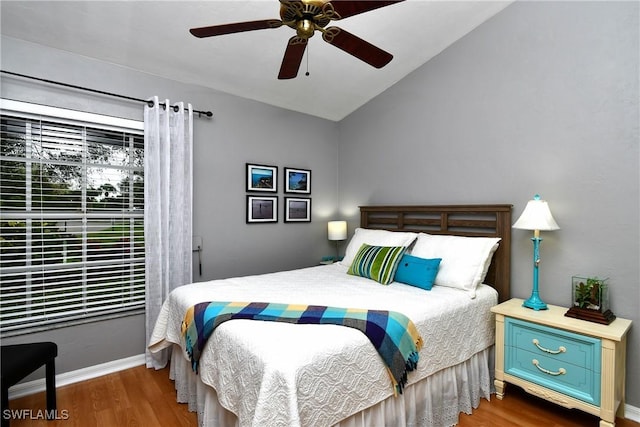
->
xmin=1 ymin=36 xmax=339 ymax=374
xmin=338 ymin=1 xmax=639 ymax=407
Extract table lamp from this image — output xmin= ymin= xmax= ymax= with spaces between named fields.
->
xmin=513 ymin=194 xmax=560 ymax=310
xmin=327 ymin=220 xmax=347 ymax=260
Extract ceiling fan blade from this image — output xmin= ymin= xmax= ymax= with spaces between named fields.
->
xmin=190 ymin=19 xmax=282 ymax=38
xmin=326 ymin=1 xmax=405 ymax=20
xmin=322 ymin=27 xmax=393 ymax=68
xmin=278 ymin=37 xmax=308 ymax=79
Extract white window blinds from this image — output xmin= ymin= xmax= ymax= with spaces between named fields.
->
xmin=0 ymin=100 xmax=145 ymax=333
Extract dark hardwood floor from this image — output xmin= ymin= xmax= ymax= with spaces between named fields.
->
xmin=458 ymin=384 xmax=639 ymax=427
xmin=6 ymin=365 xmax=639 ymax=426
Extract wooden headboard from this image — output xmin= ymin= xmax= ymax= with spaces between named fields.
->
xmin=359 ymin=204 xmax=512 ymax=303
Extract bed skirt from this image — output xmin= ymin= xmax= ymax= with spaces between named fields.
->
xmin=165 ymin=343 xmax=495 ymax=427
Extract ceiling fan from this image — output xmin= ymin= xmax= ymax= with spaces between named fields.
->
xmin=190 ymin=0 xmax=405 ymax=79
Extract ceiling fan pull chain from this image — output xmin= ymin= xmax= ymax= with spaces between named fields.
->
xmin=305 ymin=43 xmax=310 ymax=76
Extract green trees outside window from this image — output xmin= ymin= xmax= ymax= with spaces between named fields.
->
xmin=1 ymin=110 xmax=145 ymax=333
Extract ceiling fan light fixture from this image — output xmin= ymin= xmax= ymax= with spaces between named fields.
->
xmin=296 ymin=19 xmax=315 ymax=39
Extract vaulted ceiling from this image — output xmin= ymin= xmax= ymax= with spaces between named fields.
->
xmin=0 ymin=1 xmax=512 ymax=121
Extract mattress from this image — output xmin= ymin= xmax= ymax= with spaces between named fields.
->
xmin=149 ymin=263 xmax=498 ymax=426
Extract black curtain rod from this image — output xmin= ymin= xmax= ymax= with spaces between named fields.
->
xmin=1 ymin=70 xmax=213 ymax=119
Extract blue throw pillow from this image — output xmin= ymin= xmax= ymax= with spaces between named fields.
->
xmin=394 ymin=254 xmax=442 ymax=290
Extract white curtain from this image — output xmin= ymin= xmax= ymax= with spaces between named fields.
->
xmin=144 ymin=96 xmax=194 ymax=368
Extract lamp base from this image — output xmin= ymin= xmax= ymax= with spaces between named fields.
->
xmin=522 ymin=295 xmax=548 ymax=311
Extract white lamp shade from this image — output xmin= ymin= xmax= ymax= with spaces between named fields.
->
xmin=328 ymin=221 xmax=347 ymax=241
xmin=513 ymin=195 xmax=560 ymax=231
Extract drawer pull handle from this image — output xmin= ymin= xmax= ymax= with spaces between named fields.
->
xmin=532 ymin=339 xmax=566 ymax=354
xmin=532 ymin=359 xmax=566 ymax=376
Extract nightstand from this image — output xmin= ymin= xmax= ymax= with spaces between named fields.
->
xmin=491 ymin=298 xmax=632 ymax=427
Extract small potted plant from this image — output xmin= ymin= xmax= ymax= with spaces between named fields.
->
xmin=565 ymin=276 xmax=615 ymax=324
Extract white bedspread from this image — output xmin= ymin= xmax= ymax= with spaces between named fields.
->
xmin=149 ymin=263 xmax=497 ymax=427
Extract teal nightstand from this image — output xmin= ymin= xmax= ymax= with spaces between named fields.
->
xmin=491 ymin=298 xmax=632 ymax=427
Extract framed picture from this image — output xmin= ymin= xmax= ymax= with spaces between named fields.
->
xmin=247 ymin=196 xmax=278 ymax=223
xmin=284 ymin=167 xmax=311 ymax=194
xmin=284 ymin=197 xmax=311 ymax=222
xmin=246 ymin=163 xmax=277 ymax=192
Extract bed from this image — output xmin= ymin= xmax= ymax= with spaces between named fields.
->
xmin=149 ymin=204 xmax=512 ymax=427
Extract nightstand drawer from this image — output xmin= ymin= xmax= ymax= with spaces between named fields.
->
xmin=505 ymin=317 xmax=601 ymax=405
xmin=506 ymin=318 xmax=601 ymax=370
xmin=506 ymin=347 xmax=601 ymax=405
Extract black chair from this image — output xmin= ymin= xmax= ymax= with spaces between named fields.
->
xmin=1 ymin=342 xmax=58 ymax=427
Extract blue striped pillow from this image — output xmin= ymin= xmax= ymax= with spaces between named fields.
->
xmin=347 ymin=244 xmax=407 ymax=285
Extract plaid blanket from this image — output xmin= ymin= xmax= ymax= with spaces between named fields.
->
xmin=181 ymin=301 xmax=424 ymax=395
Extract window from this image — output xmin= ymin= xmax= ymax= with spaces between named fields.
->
xmin=0 ymin=99 xmax=145 ymax=334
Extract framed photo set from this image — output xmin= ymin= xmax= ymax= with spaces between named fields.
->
xmin=284 ymin=197 xmax=311 ymax=222
xmin=247 ymin=196 xmax=278 ymax=223
xmin=284 ymin=167 xmax=311 ymax=194
xmin=246 ymin=163 xmax=277 ymax=192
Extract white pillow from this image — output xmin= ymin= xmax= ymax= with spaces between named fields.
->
xmin=410 ymin=233 xmax=500 ymax=298
xmin=340 ymin=228 xmax=418 ymax=267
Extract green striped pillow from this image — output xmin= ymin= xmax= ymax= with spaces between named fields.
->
xmin=347 ymin=244 xmax=407 ymax=285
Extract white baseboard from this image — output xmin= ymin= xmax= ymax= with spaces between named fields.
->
xmin=626 ymin=403 xmax=640 ymax=423
xmin=8 ymin=353 xmax=145 ymax=400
